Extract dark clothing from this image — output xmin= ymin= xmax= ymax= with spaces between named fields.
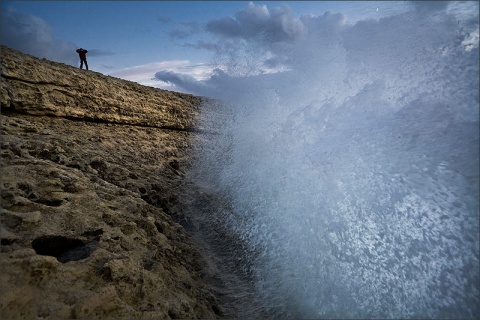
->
xmin=76 ymin=48 xmax=88 ymax=70
xmin=77 ymin=49 xmax=87 ymax=59
xmin=80 ymin=59 xmax=88 ymax=70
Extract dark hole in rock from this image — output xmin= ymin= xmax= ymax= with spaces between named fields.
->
xmin=169 ymin=160 xmax=180 ymax=171
xmin=32 ymin=236 xmax=97 ymax=263
xmin=1 ymin=238 xmax=15 ymax=245
xmin=24 ymin=127 xmax=38 ymax=133
xmin=27 ymin=192 xmax=39 ymax=200
xmin=66 ymin=164 xmax=82 ymax=170
xmin=90 ymin=160 xmax=107 ymax=172
xmin=157 ymin=199 xmax=171 ymax=214
xmin=168 ymin=310 xmax=177 ymax=319
xmin=139 ymin=187 xmax=147 ymax=194
xmin=129 ymin=173 xmax=138 ymax=179
xmin=57 ymin=242 xmax=98 ymax=263
xmin=63 ymin=183 xmax=80 ymax=193
xmin=39 ymin=150 xmax=60 ymax=162
xmin=34 ymin=199 xmax=63 ymax=207
xmin=141 ymin=194 xmax=154 ymax=207
xmin=154 ymin=222 xmax=164 ymax=234
xmin=144 ymin=259 xmax=155 ymax=271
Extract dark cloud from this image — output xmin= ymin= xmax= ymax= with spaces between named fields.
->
xmin=154 ymin=68 xmax=249 ymax=97
xmin=0 ymin=7 xmax=77 ymax=65
xmin=154 ymin=70 xmax=205 ymax=93
xmin=206 ymin=16 xmax=242 ymax=38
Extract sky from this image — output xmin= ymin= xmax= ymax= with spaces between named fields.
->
xmin=1 ymin=1 xmax=478 ymax=94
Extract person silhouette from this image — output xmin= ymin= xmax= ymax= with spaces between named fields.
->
xmin=76 ymin=48 xmax=88 ymax=70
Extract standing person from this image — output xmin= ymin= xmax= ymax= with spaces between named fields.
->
xmin=76 ymin=48 xmax=88 ymax=70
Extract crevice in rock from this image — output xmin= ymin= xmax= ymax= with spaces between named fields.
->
xmin=33 ymin=198 xmax=63 ymax=207
xmin=0 ymin=106 xmax=204 ymax=133
xmin=1 ymin=74 xmax=73 ymax=88
xmin=154 ymin=222 xmax=164 ymax=234
xmin=66 ymin=163 xmax=82 ymax=170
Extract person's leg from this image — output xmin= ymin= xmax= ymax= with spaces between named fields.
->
xmin=80 ymin=59 xmax=84 ymax=69
xmin=85 ymin=60 xmax=88 ymax=70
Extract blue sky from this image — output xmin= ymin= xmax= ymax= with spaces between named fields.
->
xmin=1 ymin=1 xmax=478 ymax=93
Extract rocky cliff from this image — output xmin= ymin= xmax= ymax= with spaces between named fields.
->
xmin=0 ymin=45 xmax=234 ymax=319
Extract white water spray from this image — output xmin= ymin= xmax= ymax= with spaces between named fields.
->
xmin=186 ymin=3 xmax=479 ymax=319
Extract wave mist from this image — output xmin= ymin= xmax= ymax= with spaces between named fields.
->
xmin=190 ymin=3 xmax=479 ymax=319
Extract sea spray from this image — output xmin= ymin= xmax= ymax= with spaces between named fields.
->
xmin=188 ymin=3 xmax=479 ymax=318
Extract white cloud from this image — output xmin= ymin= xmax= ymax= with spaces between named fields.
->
xmin=109 ymin=60 xmax=216 ymax=91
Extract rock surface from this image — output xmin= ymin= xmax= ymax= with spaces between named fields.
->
xmin=0 ymin=45 xmax=232 ymax=319
xmin=0 ymin=45 xmax=207 ymax=132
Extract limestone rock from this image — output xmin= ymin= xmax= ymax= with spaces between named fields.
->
xmin=0 ymin=45 xmax=215 ymax=132
xmin=0 ymin=46 xmax=225 ymax=319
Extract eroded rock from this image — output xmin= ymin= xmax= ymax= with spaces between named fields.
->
xmin=1 ymin=45 xmax=225 ymax=319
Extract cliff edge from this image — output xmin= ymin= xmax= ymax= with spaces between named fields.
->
xmin=0 ymin=45 xmax=225 ymax=319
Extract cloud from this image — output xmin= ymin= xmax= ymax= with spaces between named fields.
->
xmin=154 ymin=70 xmax=206 ymax=93
xmin=200 ymin=3 xmax=353 ymax=76
xmin=156 ymin=15 xmax=173 ymax=24
xmin=168 ymin=21 xmax=203 ymax=40
xmin=0 ymin=7 xmax=77 ymax=65
xmin=300 ymin=11 xmax=347 ymax=38
xmin=206 ymin=2 xmax=304 ymax=43
xmin=175 ymin=0 xmax=478 ymax=102
xmin=410 ymin=1 xmax=450 ymax=13
xmin=87 ymin=49 xmax=114 ymax=57
xmin=202 ymin=1 xmax=479 ymax=83
xmin=461 ymin=27 xmax=479 ymax=52
xmin=99 ymin=64 xmax=116 ymax=70
xmin=154 ymin=68 xmax=258 ymax=97
xmin=109 ymin=60 xmax=215 ymax=91
xmin=169 ymin=29 xmax=193 ymax=40
xmin=206 ymin=17 xmax=241 ymax=38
